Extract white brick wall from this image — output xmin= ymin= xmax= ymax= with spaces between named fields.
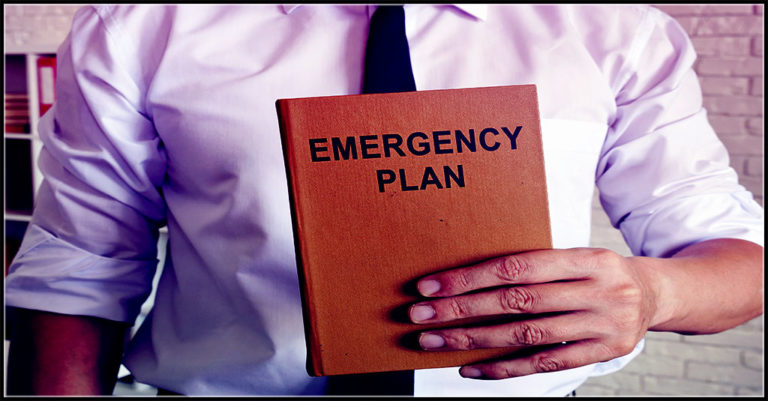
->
xmin=582 ymin=6 xmax=763 ymax=395
xmin=3 ymin=5 xmax=84 ymax=51
xmin=4 ymin=3 xmax=764 ymax=397
xmin=659 ymin=4 xmax=764 ymax=207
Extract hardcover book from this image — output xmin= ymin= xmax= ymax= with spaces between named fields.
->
xmin=277 ymin=85 xmax=552 ymax=376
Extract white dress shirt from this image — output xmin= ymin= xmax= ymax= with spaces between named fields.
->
xmin=6 ymin=4 xmax=763 ymax=396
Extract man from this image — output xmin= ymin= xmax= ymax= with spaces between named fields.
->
xmin=6 ymin=4 xmax=763 ymax=396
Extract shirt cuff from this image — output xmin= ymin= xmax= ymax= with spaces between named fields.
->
xmin=619 ymin=190 xmax=765 ymax=258
xmin=6 ymin=223 xmax=158 ymax=323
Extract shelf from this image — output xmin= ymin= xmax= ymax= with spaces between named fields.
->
xmin=4 ymin=44 xmax=60 ymax=55
xmin=4 ymin=133 xmax=38 ymax=140
xmin=4 ymin=213 xmax=33 ymax=223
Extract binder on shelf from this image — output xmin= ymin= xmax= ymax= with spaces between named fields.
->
xmin=277 ymin=85 xmax=552 ymax=376
xmin=36 ymin=55 xmax=57 ymax=117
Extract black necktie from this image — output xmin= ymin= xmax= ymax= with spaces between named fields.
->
xmin=362 ymin=5 xmax=417 ymax=94
xmin=326 ymin=5 xmax=416 ymax=396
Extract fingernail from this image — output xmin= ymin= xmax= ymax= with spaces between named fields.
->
xmin=460 ymin=366 xmax=482 ymax=378
xmin=418 ymin=280 xmax=441 ymax=296
xmin=419 ymin=333 xmax=445 ymax=349
xmin=409 ymin=304 xmax=436 ymax=322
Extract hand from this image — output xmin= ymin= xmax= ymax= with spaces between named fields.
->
xmin=408 ymin=248 xmax=660 ymax=379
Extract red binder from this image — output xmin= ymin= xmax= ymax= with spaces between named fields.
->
xmin=36 ymin=55 xmax=57 ymax=117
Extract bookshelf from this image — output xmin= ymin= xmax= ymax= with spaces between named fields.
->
xmin=4 ymin=48 xmax=54 ymax=274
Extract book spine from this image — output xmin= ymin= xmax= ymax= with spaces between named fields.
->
xmin=528 ymin=87 xmax=554 ymax=248
xmin=275 ymin=99 xmax=325 ymax=376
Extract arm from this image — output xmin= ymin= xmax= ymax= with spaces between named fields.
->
xmin=641 ymin=238 xmax=762 ymax=334
xmin=408 ymin=238 xmax=763 ymax=379
xmin=6 ymin=7 xmax=165 ymax=394
xmin=7 ymin=308 xmax=129 ymax=395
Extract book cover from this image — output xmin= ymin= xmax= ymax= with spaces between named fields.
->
xmin=277 ymin=85 xmax=552 ymax=376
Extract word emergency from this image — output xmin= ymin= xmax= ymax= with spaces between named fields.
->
xmin=307 ymin=126 xmax=523 ymax=192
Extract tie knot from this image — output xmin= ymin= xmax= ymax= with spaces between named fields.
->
xmin=371 ymin=4 xmax=405 ymax=21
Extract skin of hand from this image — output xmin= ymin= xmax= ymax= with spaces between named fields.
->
xmin=408 ymin=238 xmax=763 ymax=380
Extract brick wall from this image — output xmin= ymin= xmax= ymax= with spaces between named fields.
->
xmin=3 ymin=5 xmax=84 ymax=51
xmin=658 ymin=4 xmax=764 ymax=207
xmin=581 ymin=5 xmax=764 ymax=396
xmin=3 ymin=3 xmax=765 ymax=397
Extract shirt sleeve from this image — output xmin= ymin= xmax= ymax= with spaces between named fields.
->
xmin=6 ymin=6 xmax=167 ymax=323
xmin=595 ymin=6 xmax=764 ymax=258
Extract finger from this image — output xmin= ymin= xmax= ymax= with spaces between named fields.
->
xmin=458 ymin=339 xmax=615 ymax=380
xmin=417 ymin=248 xmax=598 ymax=297
xmin=417 ymin=311 xmax=600 ymax=351
xmin=409 ymin=281 xmax=593 ymax=324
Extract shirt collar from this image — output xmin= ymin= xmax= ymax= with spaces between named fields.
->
xmin=452 ymin=4 xmax=487 ymax=20
xmin=279 ymin=4 xmax=488 ymax=21
xmin=280 ymin=4 xmax=302 ymax=14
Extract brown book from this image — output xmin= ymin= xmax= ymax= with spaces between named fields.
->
xmin=277 ymin=85 xmax=552 ymax=376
